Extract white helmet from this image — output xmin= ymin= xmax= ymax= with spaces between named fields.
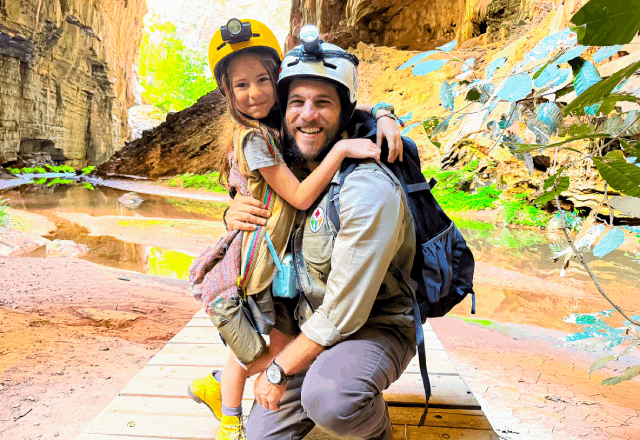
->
xmin=278 ymin=25 xmax=359 ymax=118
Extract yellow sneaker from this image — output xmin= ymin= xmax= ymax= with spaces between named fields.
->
xmin=187 ymin=371 xmax=222 ymax=420
xmin=216 ymin=414 xmax=245 ymax=440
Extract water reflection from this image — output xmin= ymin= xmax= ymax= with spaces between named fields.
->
xmin=452 ymin=216 xmax=640 ymax=333
xmin=30 ymin=218 xmax=195 ymax=280
xmin=1 ymin=182 xmax=227 ymax=221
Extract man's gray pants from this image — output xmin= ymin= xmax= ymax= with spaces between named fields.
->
xmin=246 ymin=326 xmax=416 ymax=440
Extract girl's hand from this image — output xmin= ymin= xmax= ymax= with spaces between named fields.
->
xmin=376 ymin=113 xmax=403 ymax=163
xmin=338 ymin=139 xmax=381 ymax=164
xmin=225 ymin=195 xmax=271 ymax=231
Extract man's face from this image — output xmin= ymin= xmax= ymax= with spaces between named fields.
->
xmin=284 ymin=78 xmax=342 ymax=162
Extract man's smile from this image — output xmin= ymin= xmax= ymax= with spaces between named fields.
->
xmin=298 ymin=127 xmax=323 ymax=134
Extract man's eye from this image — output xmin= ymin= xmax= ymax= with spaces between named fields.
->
xmin=288 ymin=100 xmax=303 ymax=106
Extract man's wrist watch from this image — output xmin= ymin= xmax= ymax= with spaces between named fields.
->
xmin=266 ymin=360 xmax=294 ymax=385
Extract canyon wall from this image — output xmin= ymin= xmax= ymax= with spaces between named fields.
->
xmin=0 ymin=0 xmax=147 ymax=167
xmin=285 ymin=0 xmax=558 ymax=51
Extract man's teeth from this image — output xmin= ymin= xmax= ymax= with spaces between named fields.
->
xmin=299 ymin=127 xmax=321 ymax=134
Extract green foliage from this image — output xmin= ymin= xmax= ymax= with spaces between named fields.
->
xmin=501 ymin=194 xmax=551 ymax=227
xmin=489 ymin=227 xmax=547 ymax=249
xmin=0 ymin=197 xmax=8 ymax=226
xmin=81 ymin=166 xmax=95 ymax=175
xmin=7 ymin=167 xmax=19 ymax=174
xmin=139 ymin=16 xmax=216 ymax=113
xmin=45 ymin=164 xmax=75 ymax=173
xmin=166 ymin=198 xmax=228 ymax=219
xmin=571 ymin=0 xmax=640 ymax=46
xmin=552 ymin=209 xmax=584 ymax=232
xmin=46 ymin=178 xmax=73 ymax=187
xmin=83 ymin=182 xmax=95 ymax=191
xmin=423 ymin=161 xmax=502 ymax=213
xmin=422 ymin=117 xmax=442 ymax=148
xmin=33 ymin=178 xmax=47 ymax=185
xmin=167 ymin=172 xmax=226 ymax=193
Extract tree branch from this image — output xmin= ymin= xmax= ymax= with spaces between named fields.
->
xmin=552 ymin=186 xmax=640 ymax=328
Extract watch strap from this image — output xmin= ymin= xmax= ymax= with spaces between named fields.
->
xmin=269 ymin=360 xmax=294 ymax=384
xmin=371 ymin=102 xmax=395 ymax=117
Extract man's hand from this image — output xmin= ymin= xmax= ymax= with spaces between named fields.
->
xmin=254 ymin=371 xmax=287 ymax=411
xmin=375 ymin=111 xmax=403 ymax=163
xmin=226 ymin=195 xmax=271 ymax=231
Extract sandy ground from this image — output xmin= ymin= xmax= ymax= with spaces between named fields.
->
xmin=0 ymin=257 xmax=200 ymax=440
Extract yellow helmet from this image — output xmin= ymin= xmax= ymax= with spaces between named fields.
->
xmin=208 ymin=18 xmax=282 ymax=92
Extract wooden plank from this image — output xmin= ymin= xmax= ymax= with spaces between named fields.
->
xmin=169 ymin=326 xmax=444 ymax=351
xmin=80 ymin=412 xmax=218 ymax=439
xmin=156 ymin=339 xmax=456 ymax=372
xmin=386 ymin=373 xmax=479 ymax=407
xmin=306 ymin=425 xmax=497 ymax=440
xmin=98 ymin=396 xmax=489 ymax=430
xmin=76 ymin=435 xmax=183 ymax=440
xmin=388 ymin=406 xmax=492 ymax=429
xmin=118 ymin=372 xmax=477 ymax=408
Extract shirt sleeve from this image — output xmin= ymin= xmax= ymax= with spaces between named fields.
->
xmin=300 ymin=167 xmax=407 ymax=346
xmin=243 ymin=131 xmax=283 ymax=172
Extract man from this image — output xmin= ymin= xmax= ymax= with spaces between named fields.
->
xmin=224 ymin=39 xmax=418 ymax=440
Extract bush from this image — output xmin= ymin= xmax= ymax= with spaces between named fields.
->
xmin=423 ymin=160 xmax=502 ymax=213
xmin=45 ymin=164 xmax=75 ymax=173
xmin=167 ymin=173 xmax=226 ymax=193
xmin=81 ymin=166 xmax=95 ymax=175
xmin=0 ymin=197 xmax=8 ymax=226
xmin=501 ymin=194 xmax=551 ymax=227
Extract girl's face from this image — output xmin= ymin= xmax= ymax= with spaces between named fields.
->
xmin=228 ymin=53 xmax=276 ymax=120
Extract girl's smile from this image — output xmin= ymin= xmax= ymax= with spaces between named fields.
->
xmin=229 ymin=54 xmax=276 ymax=120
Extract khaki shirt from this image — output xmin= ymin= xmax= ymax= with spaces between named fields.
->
xmin=295 ymin=161 xmax=417 ymax=346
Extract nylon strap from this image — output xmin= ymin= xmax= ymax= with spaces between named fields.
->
xmin=263 ymin=231 xmax=283 ymax=273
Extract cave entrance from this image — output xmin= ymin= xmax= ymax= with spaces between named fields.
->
xmin=19 ymin=138 xmax=67 ymax=162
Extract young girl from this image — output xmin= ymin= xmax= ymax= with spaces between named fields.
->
xmin=188 ymin=19 xmax=403 ymax=440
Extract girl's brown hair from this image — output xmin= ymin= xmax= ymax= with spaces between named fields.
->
xmin=217 ymin=50 xmax=281 ymax=188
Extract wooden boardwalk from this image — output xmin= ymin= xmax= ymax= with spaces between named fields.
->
xmin=76 ymin=310 xmax=498 ymax=439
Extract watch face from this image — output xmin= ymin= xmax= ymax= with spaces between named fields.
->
xmin=266 ymin=364 xmax=282 ymax=384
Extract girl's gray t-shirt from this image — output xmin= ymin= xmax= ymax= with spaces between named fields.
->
xmin=244 ymin=131 xmax=282 ymax=171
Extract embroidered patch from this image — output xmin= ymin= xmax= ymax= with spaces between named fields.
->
xmin=310 ymin=207 xmax=324 ymax=233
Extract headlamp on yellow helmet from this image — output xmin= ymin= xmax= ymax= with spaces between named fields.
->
xmin=208 ymin=18 xmax=283 ymax=94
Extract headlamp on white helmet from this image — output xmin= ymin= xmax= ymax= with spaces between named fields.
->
xmin=278 ymin=25 xmax=360 ymax=117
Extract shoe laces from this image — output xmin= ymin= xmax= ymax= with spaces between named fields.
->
xmin=229 ymin=416 xmax=246 ymax=440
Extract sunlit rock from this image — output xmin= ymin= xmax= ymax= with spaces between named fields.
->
xmin=46 ymin=239 xmax=90 ymax=257
xmin=118 ymin=192 xmax=144 ymax=209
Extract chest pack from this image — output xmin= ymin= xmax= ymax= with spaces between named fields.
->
xmin=325 ymin=113 xmax=476 ymax=419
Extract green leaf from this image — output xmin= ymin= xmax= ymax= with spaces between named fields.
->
xmin=571 ymin=0 xmax=640 ymax=46
xmin=601 ymin=365 xmax=640 ymax=386
xmin=591 ymin=342 xmax=640 ymax=375
xmin=608 ymin=196 xmax=640 ymax=217
xmin=543 ymin=168 xmax=567 ymax=190
xmin=534 ymin=191 xmax=556 ymax=207
xmin=590 ymin=354 xmax=619 ymax=375
xmin=507 ymin=133 xmax=611 ymax=153
xmin=593 ymin=152 xmax=640 ymax=197
xmin=593 ymin=227 xmax=625 ymax=258
xmin=563 ymin=59 xmax=640 ymax=116
xmin=466 ymin=88 xmax=482 ymax=102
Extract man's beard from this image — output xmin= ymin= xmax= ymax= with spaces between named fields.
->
xmin=282 ymin=126 xmax=339 ymax=165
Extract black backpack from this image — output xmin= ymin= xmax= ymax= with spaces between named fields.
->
xmin=325 ymin=112 xmax=476 ymax=421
